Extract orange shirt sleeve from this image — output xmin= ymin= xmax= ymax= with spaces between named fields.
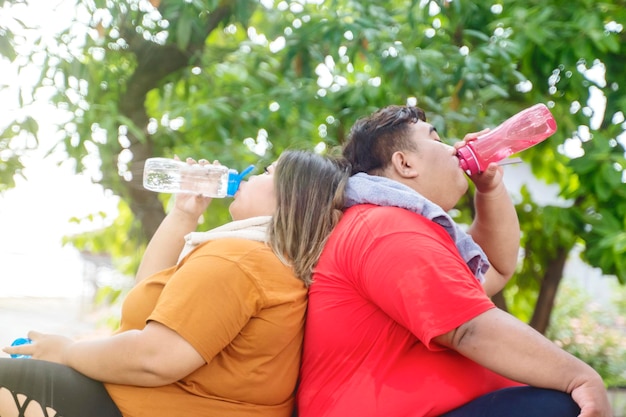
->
xmin=147 ymin=249 xmax=265 ymax=363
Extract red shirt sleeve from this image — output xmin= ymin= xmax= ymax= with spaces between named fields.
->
xmin=357 ymin=211 xmax=495 ymax=348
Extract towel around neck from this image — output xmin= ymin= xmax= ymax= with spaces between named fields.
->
xmin=345 ymin=173 xmax=489 ymax=281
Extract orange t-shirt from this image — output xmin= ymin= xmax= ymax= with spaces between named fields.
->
xmin=104 ymin=238 xmax=307 ymax=417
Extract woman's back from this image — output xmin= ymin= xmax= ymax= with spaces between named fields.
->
xmin=106 ymin=237 xmax=307 ymax=417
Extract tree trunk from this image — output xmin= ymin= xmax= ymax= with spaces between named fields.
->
xmin=529 ymin=246 xmax=569 ymax=334
xmin=118 ymin=46 xmax=190 ymax=240
xmin=114 ymin=4 xmax=234 ymax=242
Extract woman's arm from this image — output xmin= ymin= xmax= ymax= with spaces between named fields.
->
xmin=136 ymin=158 xmax=213 ymax=283
xmin=135 ymin=202 xmax=207 ymax=283
xmin=4 ymin=322 xmax=205 ymax=387
xmin=434 ymin=308 xmax=612 ymax=417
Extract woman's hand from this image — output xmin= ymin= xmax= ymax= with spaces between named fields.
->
xmin=3 ymin=331 xmax=73 ymax=364
xmin=172 ymin=157 xmax=215 ymax=219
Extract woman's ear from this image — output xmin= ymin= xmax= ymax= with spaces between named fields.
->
xmin=390 ymin=151 xmax=419 ymax=179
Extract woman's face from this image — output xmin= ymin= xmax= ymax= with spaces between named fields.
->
xmin=228 ymin=163 xmax=277 ymax=221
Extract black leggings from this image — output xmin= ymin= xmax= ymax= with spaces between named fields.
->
xmin=440 ymin=386 xmax=581 ymax=417
xmin=0 ymin=358 xmax=123 ymax=417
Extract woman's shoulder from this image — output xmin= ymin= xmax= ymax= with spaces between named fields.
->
xmin=186 ymin=238 xmax=306 ymax=303
xmin=196 ymin=237 xmax=304 ymax=284
xmin=183 ymin=238 xmax=282 ymax=279
xmin=190 ymin=237 xmax=269 ymax=258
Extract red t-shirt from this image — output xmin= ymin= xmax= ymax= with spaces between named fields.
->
xmin=297 ymin=205 xmax=520 ymax=417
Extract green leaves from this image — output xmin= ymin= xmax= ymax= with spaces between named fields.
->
xmin=1 ymin=0 xmax=625 ymax=322
xmin=176 ymin=6 xmax=195 ymax=50
xmin=0 ymin=31 xmax=17 ymax=61
xmin=582 ymin=209 xmax=626 ymax=284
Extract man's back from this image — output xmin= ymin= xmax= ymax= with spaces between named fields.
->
xmin=297 ymin=204 xmax=519 ymax=417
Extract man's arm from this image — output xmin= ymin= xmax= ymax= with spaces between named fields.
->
xmin=466 ymin=162 xmax=520 ymax=296
xmin=433 ymin=308 xmax=612 ymax=417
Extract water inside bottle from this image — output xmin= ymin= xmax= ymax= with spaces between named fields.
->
xmin=143 ymin=166 xmax=182 ymax=193
xmin=143 ymin=159 xmax=229 ymax=197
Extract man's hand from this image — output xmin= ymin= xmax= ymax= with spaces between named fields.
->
xmin=571 ymin=378 xmax=613 ymax=417
xmin=455 ymin=132 xmax=505 ymax=194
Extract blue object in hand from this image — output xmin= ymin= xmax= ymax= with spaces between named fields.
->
xmin=10 ymin=337 xmax=32 ymax=359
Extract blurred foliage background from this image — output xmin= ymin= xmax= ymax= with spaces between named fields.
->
xmin=1 ymin=0 xmax=625 ymax=386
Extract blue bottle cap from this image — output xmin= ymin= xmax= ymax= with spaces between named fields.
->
xmin=10 ymin=337 xmax=32 ymax=359
xmin=227 ymin=165 xmax=255 ymax=197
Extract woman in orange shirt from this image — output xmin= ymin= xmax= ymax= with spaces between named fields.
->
xmin=1 ymin=149 xmax=349 ymax=417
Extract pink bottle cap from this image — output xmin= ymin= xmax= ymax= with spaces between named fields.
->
xmin=457 ymin=145 xmax=479 ymax=175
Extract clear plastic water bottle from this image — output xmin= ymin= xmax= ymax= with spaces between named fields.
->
xmin=10 ymin=337 xmax=32 ymax=359
xmin=457 ymin=103 xmax=558 ymax=175
xmin=143 ymin=158 xmax=255 ymax=197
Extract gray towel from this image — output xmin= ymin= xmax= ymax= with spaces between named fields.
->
xmin=345 ymin=173 xmax=489 ymax=281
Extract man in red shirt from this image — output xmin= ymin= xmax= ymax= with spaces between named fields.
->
xmin=297 ymin=105 xmax=611 ymax=417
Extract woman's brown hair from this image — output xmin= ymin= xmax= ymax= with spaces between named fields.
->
xmin=268 ymin=150 xmax=349 ymax=286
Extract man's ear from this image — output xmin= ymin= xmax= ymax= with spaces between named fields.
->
xmin=390 ymin=151 xmax=419 ymax=178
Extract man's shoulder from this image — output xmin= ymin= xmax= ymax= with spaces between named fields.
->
xmin=344 ymin=204 xmax=433 ymax=225
xmin=346 ymin=203 xmax=412 ymax=215
xmin=337 ymin=205 xmax=451 ymax=249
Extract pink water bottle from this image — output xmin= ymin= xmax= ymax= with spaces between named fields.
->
xmin=457 ymin=103 xmax=557 ymax=175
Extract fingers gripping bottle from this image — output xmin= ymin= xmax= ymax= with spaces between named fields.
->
xmin=143 ymin=158 xmax=255 ymax=197
xmin=10 ymin=337 xmax=32 ymax=358
xmin=457 ymin=103 xmax=558 ymax=175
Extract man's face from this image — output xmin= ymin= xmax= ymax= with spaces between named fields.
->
xmin=402 ymin=122 xmax=468 ymax=210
